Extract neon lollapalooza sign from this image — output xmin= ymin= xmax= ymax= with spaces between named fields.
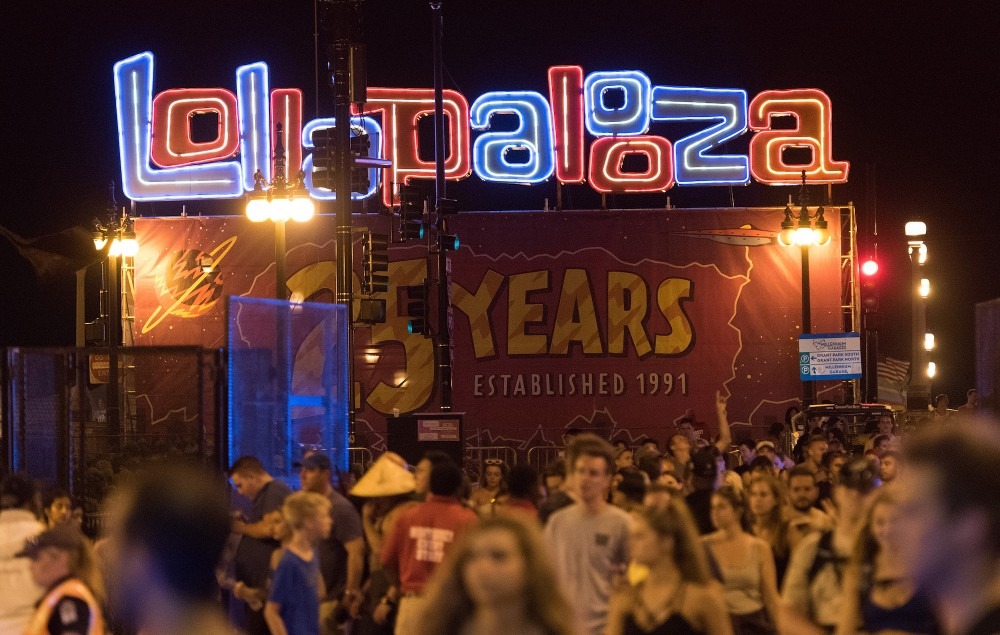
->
xmin=114 ymin=52 xmax=849 ymax=206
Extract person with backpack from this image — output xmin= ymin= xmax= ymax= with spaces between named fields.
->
xmin=779 ymin=457 xmax=880 ymax=634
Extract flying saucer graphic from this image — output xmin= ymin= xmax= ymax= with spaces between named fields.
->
xmin=672 ymin=224 xmax=775 ymax=246
xmin=141 ymin=236 xmax=238 ymax=334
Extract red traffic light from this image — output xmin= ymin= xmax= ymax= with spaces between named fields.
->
xmin=861 ymin=259 xmax=879 ymax=276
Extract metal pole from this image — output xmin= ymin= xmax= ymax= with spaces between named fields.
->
xmin=107 ymin=252 xmax=121 ymax=438
xmin=432 ymin=1 xmax=452 ymax=410
xmin=275 ymin=220 xmax=287 ymax=300
xmin=909 ymin=246 xmax=930 ymax=411
xmin=329 ymin=0 xmax=357 ymax=429
xmin=801 ymin=244 xmax=814 ymax=407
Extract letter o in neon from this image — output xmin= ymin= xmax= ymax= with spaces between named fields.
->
xmin=588 ymin=135 xmax=674 ymax=193
xmin=150 ymin=89 xmax=239 ymax=167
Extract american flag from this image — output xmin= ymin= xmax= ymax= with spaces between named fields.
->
xmin=877 ymin=357 xmax=910 ymax=406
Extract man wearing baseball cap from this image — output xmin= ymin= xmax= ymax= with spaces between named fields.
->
xmin=297 ymin=452 xmax=365 ymax=632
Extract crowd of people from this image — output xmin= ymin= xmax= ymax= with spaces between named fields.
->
xmin=1 ymin=395 xmax=999 ymax=635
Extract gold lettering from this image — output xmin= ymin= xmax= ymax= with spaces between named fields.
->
xmin=508 ymin=270 xmax=550 ymax=355
xmin=550 ymin=268 xmax=603 ymax=354
xmin=606 ymin=271 xmax=652 ymax=356
xmin=451 ymin=269 xmax=504 ymax=359
xmin=654 ymin=278 xmax=694 ymax=355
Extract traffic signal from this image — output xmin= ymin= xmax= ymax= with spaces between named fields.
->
xmin=361 ymin=231 xmax=389 ymax=295
xmin=311 ymin=127 xmax=337 ymax=191
xmin=349 ymin=127 xmax=371 ymax=194
xmin=860 ymin=258 xmax=879 ymax=312
xmin=405 ymin=279 xmax=431 ymax=336
xmin=398 ymin=185 xmax=425 ymax=241
xmin=309 ymin=126 xmax=372 ymax=194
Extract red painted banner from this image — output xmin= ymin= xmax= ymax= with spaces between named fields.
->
xmin=134 ymin=208 xmax=845 ymax=449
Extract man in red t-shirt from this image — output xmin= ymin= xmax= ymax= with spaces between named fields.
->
xmin=379 ymin=461 xmax=477 ymax=635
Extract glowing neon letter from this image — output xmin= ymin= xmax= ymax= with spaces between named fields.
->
xmin=748 ymin=89 xmax=849 ymax=184
xmin=358 ymin=88 xmax=471 ymax=207
xmin=113 ymin=52 xmax=242 ymax=200
xmin=584 ymin=71 xmax=652 ymax=137
xmin=302 ymin=116 xmax=382 ymax=201
xmin=271 ymin=89 xmax=303 ymax=181
xmin=651 ymin=86 xmax=749 ymax=186
xmin=548 ymin=66 xmax=585 ymax=183
xmin=588 ymin=135 xmax=674 ymax=193
xmin=150 ymin=88 xmax=239 ymax=167
xmin=470 ymin=91 xmax=554 ymax=184
xmin=236 ymin=62 xmax=271 ymax=191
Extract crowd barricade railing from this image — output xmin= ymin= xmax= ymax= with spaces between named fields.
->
xmin=526 ymin=445 xmax=565 ymax=473
xmin=348 ymin=446 xmax=374 ymax=469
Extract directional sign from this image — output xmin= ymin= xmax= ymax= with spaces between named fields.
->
xmin=799 ymin=333 xmax=862 ymax=381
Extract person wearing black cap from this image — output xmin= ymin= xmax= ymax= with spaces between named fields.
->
xmin=1 ymin=473 xmax=46 ymax=633
xmin=19 ymin=525 xmax=105 ymax=635
xmin=685 ymin=447 xmax=719 ymax=535
xmin=780 ymin=457 xmax=881 ymax=635
xmin=297 ymin=452 xmax=366 ymax=630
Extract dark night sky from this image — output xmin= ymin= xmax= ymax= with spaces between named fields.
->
xmin=2 ymin=1 xmax=997 ymax=403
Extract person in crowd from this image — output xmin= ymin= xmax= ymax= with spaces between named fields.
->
xmin=544 ymin=434 xmax=631 ymax=635
xmin=748 ymin=453 xmax=779 ymax=482
xmin=835 ymin=490 xmax=936 ymax=635
xmin=781 ymin=457 xmax=880 ymax=635
xmin=493 ymin=463 xmax=541 ymax=522
xmin=640 ymin=437 xmax=661 ymax=455
xmin=895 ymin=420 xmax=1000 ymax=635
xmin=298 ymin=453 xmax=366 ymax=629
xmin=747 ymin=476 xmax=790 ymax=588
xmin=704 ymin=486 xmax=781 ymax=634
xmin=41 ymin=488 xmax=73 ymax=529
xmin=735 ymin=439 xmax=757 ymax=479
xmin=930 ymin=393 xmax=951 ymax=420
xmin=350 ymin=453 xmax=416 ymax=635
xmin=471 ymin=458 xmax=509 ymax=508
xmin=642 ymin=483 xmax=676 ymax=511
xmin=611 ymin=467 xmax=647 ymax=514
xmin=821 ymin=451 xmax=849 ymax=489
xmin=784 ymin=466 xmax=832 ymax=553
xmin=954 ymin=388 xmax=980 ymax=417
xmin=100 ymin=462 xmax=233 ymax=635
xmin=264 ymin=491 xmax=332 ymax=635
xmin=879 ymin=451 xmax=902 ymax=488
xmin=657 ymin=463 xmax=686 ymax=492
xmin=607 ymin=502 xmax=733 ymax=635
xmin=868 ymin=434 xmax=893 ymax=458
xmin=419 ymin=516 xmax=576 ymax=635
xmin=412 ymin=450 xmax=457 ymax=501
xmin=19 ymin=524 xmax=104 ymax=635
xmin=228 ymin=455 xmax=293 ymax=635
xmin=0 ymin=473 xmax=46 ymax=633
xmin=800 ymin=435 xmax=830 ymax=483
xmin=678 ymin=416 xmax=700 ymax=445
xmin=380 ymin=461 xmax=479 ymax=635
xmin=541 ymin=459 xmax=566 ymax=499
xmin=687 ymin=448 xmax=720 ymax=535
xmin=634 ymin=447 xmax=664 ymax=485
xmin=665 ymin=432 xmax=694 ymax=488
xmin=539 ymin=457 xmax=575 ymax=525
xmin=825 ymin=428 xmax=849 ymax=455
xmin=615 ymin=446 xmax=635 ymax=470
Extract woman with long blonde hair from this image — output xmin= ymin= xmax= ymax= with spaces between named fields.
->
xmin=608 ymin=500 xmax=733 ymax=635
xmin=419 ymin=516 xmax=576 ymax=635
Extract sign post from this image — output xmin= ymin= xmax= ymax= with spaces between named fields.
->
xmin=799 ymin=333 xmax=863 ymax=381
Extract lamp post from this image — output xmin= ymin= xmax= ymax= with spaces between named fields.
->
xmin=92 ymin=207 xmax=139 ymax=438
xmin=244 ymin=123 xmax=314 ymax=473
xmin=245 ymin=122 xmax=315 ymax=300
xmin=778 ymin=171 xmax=832 ymax=407
xmin=906 ymin=221 xmax=930 ymax=411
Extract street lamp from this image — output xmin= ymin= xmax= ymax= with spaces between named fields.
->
xmin=244 ymin=122 xmax=315 ymax=300
xmin=906 ymin=220 xmax=930 ymax=411
xmin=92 ymin=204 xmax=140 ymax=438
xmin=778 ymin=171 xmax=831 ymax=407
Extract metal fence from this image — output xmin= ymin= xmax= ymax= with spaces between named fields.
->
xmin=2 ymin=346 xmax=223 ymax=524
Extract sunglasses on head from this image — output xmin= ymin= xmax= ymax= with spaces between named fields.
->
xmin=484 ymin=459 xmax=504 ymax=466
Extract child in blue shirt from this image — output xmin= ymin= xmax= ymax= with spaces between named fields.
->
xmin=264 ymin=491 xmax=332 ymax=635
